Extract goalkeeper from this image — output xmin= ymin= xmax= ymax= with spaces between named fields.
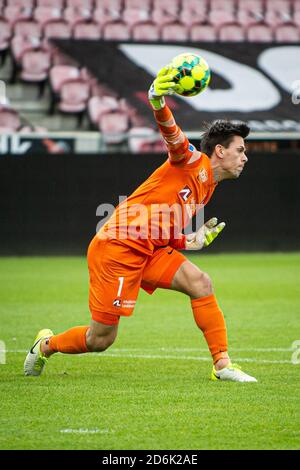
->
xmin=24 ymin=66 xmax=256 ymax=382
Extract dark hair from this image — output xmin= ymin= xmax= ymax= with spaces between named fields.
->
xmin=200 ymin=120 xmax=250 ymax=157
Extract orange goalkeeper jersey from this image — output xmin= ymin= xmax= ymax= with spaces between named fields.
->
xmin=99 ymin=104 xmax=217 ymax=255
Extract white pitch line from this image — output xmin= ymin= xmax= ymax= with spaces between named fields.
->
xmin=2 ymin=347 xmax=294 ymax=353
xmin=3 ymin=349 xmax=292 ymax=364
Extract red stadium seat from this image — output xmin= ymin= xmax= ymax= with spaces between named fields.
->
xmin=237 ymin=0 xmax=264 ymax=26
xmin=34 ymin=6 xmax=63 ymax=26
xmin=275 ymin=22 xmax=300 ymax=41
xmin=50 ymin=65 xmax=80 ymax=93
xmin=0 ymin=105 xmax=21 ymax=132
xmin=58 ymin=78 xmax=90 ymax=114
xmin=132 ymin=21 xmax=160 ymax=41
xmin=127 ymin=126 xmax=158 ymax=153
xmin=43 ymin=18 xmax=72 ymax=41
xmin=95 ymin=0 xmax=122 ymax=9
xmin=99 ymin=111 xmax=129 ymax=144
xmin=208 ymin=9 xmax=236 ymax=27
xmin=102 ymin=21 xmax=131 ymax=40
xmin=247 ymin=22 xmax=273 ymax=42
xmin=190 ymin=24 xmax=217 ymax=42
xmin=125 ymin=0 xmax=152 ymax=8
xmin=14 ymin=18 xmax=42 ymax=39
xmin=4 ymin=5 xmax=33 ymax=26
xmin=161 ymin=22 xmax=189 ymax=42
xmin=11 ymin=36 xmax=41 ymax=63
xmin=93 ymin=7 xmax=121 ymax=27
xmin=7 ymin=0 xmax=34 ymax=7
xmin=180 ymin=5 xmax=207 ymax=27
xmin=122 ymin=8 xmax=150 ymax=27
xmin=210 ymin=0 xmax=235 ymax=11
xmin=20 ymin=47 xmax=51 ymax=90
xmin=73 ymin=20 xmax=101 ymax=39
xmin=219 ymin=22 xmax=245 ymax=41
xmin=64 ymin=6 xmax=92 ymax=26
xmin=88 ymin=95 xmax=120 ymax=126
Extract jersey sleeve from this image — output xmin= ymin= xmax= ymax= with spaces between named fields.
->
xmin=153 ymin=104 xmax=193 ymax=163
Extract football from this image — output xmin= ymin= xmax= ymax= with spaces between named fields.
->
xmin=170 ymin=52 xmax=211 ymax=97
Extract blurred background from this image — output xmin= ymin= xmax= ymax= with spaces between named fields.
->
xmin=0 ymin=0 xmax=299 ymax=255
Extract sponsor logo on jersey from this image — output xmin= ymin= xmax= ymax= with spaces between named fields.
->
xmin=198 ymin=168 xmax=208 ymax=183
xmin=113 ymin=299 xmax=122 ymax=307
xmin=179 ymin=185 xmax=192 ymax=202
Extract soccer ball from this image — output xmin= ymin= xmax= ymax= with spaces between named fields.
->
xmin=170 ymin=53 xmax=211 ymax=97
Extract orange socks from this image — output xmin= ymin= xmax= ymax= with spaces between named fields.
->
xmin=49 ymin=326 xmax=89 ymax=354
xmin=191 ymin=294 xmax=228 ymax=363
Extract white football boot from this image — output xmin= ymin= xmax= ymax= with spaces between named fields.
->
xmin=211 ymin=363 xmax=257 ymax=382
xmin=24 ymin=329 xmax=53 ymax=376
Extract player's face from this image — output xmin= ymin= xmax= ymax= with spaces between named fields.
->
xmin=221 ymin=136 xmax=248 ymax=179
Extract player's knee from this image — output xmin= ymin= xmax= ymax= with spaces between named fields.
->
xmin=189 ymin=270 xmax=213 ymax=298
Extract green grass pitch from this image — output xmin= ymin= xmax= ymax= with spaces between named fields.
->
xmin=1 ymin=253 xmax=300 ymax=450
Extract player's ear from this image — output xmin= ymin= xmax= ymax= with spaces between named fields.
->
xmin=215 ymin=144 xmax=224 ymax=159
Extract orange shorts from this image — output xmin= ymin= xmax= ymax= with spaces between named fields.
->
xmin=87 ymin=237 xmax=186 ymax=325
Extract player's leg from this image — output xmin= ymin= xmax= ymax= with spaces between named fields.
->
xmin=171 ymin=260 xmax=257 ymax=382
xmin=24 ymin=237 xmax=147 ymax=376
xmin=141 ymin=248 xmax=257 ymax=382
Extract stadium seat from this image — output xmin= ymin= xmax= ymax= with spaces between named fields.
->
xmin=190 ymin=24 xmax=217 ymax=42
xmin=237 ymin=0 xmax=264 ymax=26
xmin=0 ymin=105 xmax=21 ymax=132
xmin=11 ymin=36 xmax=41 ymax=64
xmin=122 ymin=8 xmax=150 ymax=27
xmin=127 ymin=126 xmax=158 ymax=153
xmin=247 ymin=23 xmax=273 ymax=41
xmin=125 ymin=0 xmax=152 ymax=8
xmin=64 ymin=6 xmax=92 ymax=26
xmin=161 ymin=22 xmax=189 ymax=42
xmin=88 ymin=95 xmax=120 ymax=127
xmin=34 ymin=7 xmax=63 ymax=26
xmin=152 ymin=0 xmax=180 ymax=26
xmin=180 ymin=3 xmax=207 ymax=27
xmin=50 ymin=65 xmax=80 ymax=93
xmin=219 ymin=22 xmax=245 ymax=41
xmin=99 ymin=111 xmax=129 ymax=144
xmin=93 ymin=7 xmax=121 ymax=27
xmin=208 ymin=10 xmax=236 ymax=27
xmin=3 ymin=5 xmax=33 ymax=26
xmin=14 ymin=18 xmax=42 ymax=39
xmin=58 ymin=78 xmax=90 ymax=125
xmin=73 ymin=20 xmax=101 ymax=39
xmin=102 ymin=21 xmax=131 ymax=40
xmin=132 ymin=21 xmax=160 ymax=41
xmin=95 ymin=0 xmax=122 ymax=9
xmin=275 ymin=22 xmax=300 ymax=41
xmin=20 ymin=47 xmax=51 ymax=87
xmin=43 ymin=18 xmax=72 ymax=41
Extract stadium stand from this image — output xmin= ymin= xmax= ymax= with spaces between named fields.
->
xmin=0 ymin=0 xmax=299 ymax=150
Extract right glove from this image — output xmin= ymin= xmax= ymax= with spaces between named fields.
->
xmin=185 ymin=217 xmax=226 ymax=251
xmin=148 ymin=66 xmax=178 ymax=110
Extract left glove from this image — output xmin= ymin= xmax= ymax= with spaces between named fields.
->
xmin=185 ymin=217 xmax=226 ymax=251
xmin=148 ymin=66 xmax=178 ymax=110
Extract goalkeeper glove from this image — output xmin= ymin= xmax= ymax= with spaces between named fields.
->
xmin=185 ymin=217 xmax=225 ymax=251
xmin=148 ymin=66 xmax=177 ymax=110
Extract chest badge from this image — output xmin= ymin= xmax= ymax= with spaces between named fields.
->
xmin=179 ymin=185 xmax=192 ymax=202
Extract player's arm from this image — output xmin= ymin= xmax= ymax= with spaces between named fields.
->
xmin=170 ymin=218 xmax=226 ymax=251
xmin=148 ymin=67 xmax=193 ymax=163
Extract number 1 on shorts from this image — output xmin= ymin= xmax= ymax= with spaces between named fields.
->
xmin=117 ymin=276 xmax=124 ymax=297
